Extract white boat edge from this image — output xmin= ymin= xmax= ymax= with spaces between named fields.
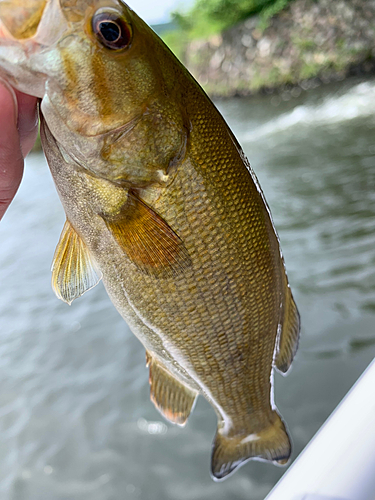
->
xmin=265 ymin=358 xmax=375 ymax=500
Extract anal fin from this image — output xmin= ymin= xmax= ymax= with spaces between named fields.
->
xmin=275 ymin=281 xmax=300 ymax=374
xmin=51 ymin=219 xmax=102 ymax=305
xmin=146 ymin=352 xmax=197 ymax=426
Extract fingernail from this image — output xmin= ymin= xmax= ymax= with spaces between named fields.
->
xmin=0 ymin=77 xmax=18 ymax=124
xmin=16 ymin=91 xmax=38 ymax=134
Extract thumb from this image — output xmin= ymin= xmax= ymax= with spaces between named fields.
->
xmin=0 ymin=79 xmax=24 ymax=221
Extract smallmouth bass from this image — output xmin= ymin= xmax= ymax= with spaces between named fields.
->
xmin=0 ymin=0 xmax=300 ymax=480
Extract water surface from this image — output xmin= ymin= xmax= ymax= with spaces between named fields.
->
xmin=1 ymin=77 xmax=375 ymax=499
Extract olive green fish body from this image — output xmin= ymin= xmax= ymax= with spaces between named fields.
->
xmin=0 ymin=0 xmax=300 ymax=480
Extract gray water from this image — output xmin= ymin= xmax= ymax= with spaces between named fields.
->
xmin=1 ymin=77 xmax=375 ymax=500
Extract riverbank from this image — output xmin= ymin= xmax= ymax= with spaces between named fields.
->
xmin=169 ymin=0 xmax=375 ymax=97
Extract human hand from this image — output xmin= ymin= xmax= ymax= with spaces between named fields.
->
xmin=0 ymin=80 xmax=38 ymax=220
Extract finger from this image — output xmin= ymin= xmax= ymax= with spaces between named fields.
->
xmin=15 ymin=90 xmax=38 ymax=157
xmin=0 ymin=80 xmax=24 ymax=221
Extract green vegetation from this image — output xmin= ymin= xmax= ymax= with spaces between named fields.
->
xmin=162 ymin=0 xmax=295 ymax=59
xmin=168 ymin=0 xmax=294 ymax=39
xmin=257 ymin=0 xmax=293 ymax=30
xmin=32 ymin=127 xmax=42 ymax=153
xmin=162 ymin=29 xmax=191 ymax=60
xmin=159 ymin=0 xmax=374 ymax=97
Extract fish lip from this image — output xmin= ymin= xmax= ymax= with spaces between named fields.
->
xmin=0 ymin=0 xmax=68 ymax=98
xmin=0 ymin=20 xmax=11 ymax=40
xmin=0 ymin=0 xmax=49 ymax=40
xmin=0 ymin=11 xmax=20 ymax=41
xmin=0 ymin=0 xmax=67 ymax=44
xmin=0 ymin=26 xmax=50 ymax=97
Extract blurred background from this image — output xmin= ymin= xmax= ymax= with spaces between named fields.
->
xmin=1 ymin=0 xmax=375 ymax=499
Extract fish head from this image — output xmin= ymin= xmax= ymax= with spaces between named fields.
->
xmin=0 ymin=0 xmax=187 ymax=186
xmin=0 ymin=0 xmax=164 ymax=134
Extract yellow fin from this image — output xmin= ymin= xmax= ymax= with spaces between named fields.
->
xmin=146 ymin=352 xmax=197 ymax=426
xmin=51 ymin=220 xmax=102 ymax=305
xmin=211 ymin=412 xmax=291 ymax=481
xmin=102 ymin=191 xmax=191 ymax=277
xmin=275 ymin=282 xmax=300 ymax=374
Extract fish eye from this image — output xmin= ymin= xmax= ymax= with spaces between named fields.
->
xmin=92 ymin=10 xmax=132 ymax=50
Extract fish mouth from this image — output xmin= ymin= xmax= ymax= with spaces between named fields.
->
xmin=0 ymin=1 xmax=48 ymax=40
xmin=0 ymin=0 xmax=67 ymax=97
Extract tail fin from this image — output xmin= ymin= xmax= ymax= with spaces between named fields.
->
xmin=211 ymin=412 xmax=291 ymax=481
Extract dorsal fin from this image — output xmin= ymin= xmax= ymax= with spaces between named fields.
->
xmin=275 ymin=278 xmax=300 ymax=374
xmin=102 ymin=191 xmax=191 ymax=277
xmin=146 ymin=352 xmax=197 ymax=426
xmin=51 ymin=219 xmax=102 ymax=305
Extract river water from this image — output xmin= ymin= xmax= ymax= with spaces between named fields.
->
xmin=0 ymin=77 xmax=375 ymax=500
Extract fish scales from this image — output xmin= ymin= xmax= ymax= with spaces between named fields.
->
xmin=0 ymin=0 xmax=300 ymax=480
xmin=97 ymin=81 xmax=281 ymax=431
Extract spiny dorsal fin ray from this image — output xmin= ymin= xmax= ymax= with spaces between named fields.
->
xmin=211 ymin=411 xmax=291 ymax=481
xmin=102 ymin=191 xmax=191 ymax=277
xmin=275 ymin=277 xmax=300 ymax=374
xmin=146 ymin=351 xmax=197 ymax=426
xmin=51 ymin=219 xmax=102 ymax=305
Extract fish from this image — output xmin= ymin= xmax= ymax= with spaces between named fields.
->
xmin=0 ymin=0 xmax=300 ymax=480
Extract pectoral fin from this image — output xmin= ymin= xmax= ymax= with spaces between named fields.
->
xmin=51 ymin=220 xmax=102 ymax=305
xmin=146 ymin=352 xmax=197 ymax=426
xmin=102 ymin=191 xmax=190 ymax=277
